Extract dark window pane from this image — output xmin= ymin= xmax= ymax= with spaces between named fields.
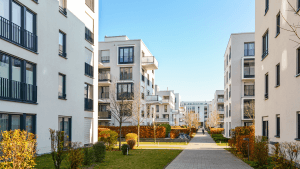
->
xmin=0 ymin=114 xmax=8 ymax=132
xmin=0 ymin=53 xmax=9 ymax=79
xmin=11 ymin=115 xmax=20 ymax=130
xmin=26 ymin=115 xmax=33 ymax=133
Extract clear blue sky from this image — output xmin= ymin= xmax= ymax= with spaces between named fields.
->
xmin=98 ymin=0 xmax=255 ymax=101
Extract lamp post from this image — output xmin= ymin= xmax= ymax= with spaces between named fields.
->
xmin=243 ymin=138 xmax=250 ymax=161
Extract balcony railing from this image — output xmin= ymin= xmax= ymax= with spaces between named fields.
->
xmin=117 ymin=93 xmax=134 ymax=100
xmin=59 ymin=6 xmax=67 ymax=16
xmin=98 ymin=111 xmax=111 ymax=119
xmin=0 ymin=77 xmax=37 ymax=103
xmin=147 ymin=79 xmax=150 ymax=85
xmin=99 ymin=92 xmax=109 ymax=99
xmin=146 ymin=95 xmax=161 ymax=102
xmin=218 ymin=98 xmax=224 ymax=102
xmin=85 ymin=0 xmax=94 ymax=12
xmin=244 ymin=89 xmax=255 ymax=96
xmin=244 ymin=49 xmax=255 ymax=56
xmin=244 ymin=74 xmax=255 ymax=78
xmin=155 ymin=118 xmax=169 ymax=122
xmin=85 ymin=27 xmax=94 ymax=44
xmin=85 ymin=63 xmax=93 ymax=78
xmin=120 ymin=73 xmax=132 ymax=80
xmin=100 ymin=56 xmax=110 ymax=63
xmin=0 ymin=16 xmax=38 ymax=52
xmin=142 ymin=56 xmax=158 ymax=66
xmin=162 ymin=99 xmax=170 ymax=103
xmin=99 ymin=73 xmax=111 ymax=82
xmin=84 ymin=98 xmax=93 ymax=111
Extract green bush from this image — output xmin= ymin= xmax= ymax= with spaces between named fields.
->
xmin=67 ymin=142 xmax=84 ymax=169
xmin=125 ymin=133 xmax=137 ymax=141
xmin=160 ymin=124 xmax=171 ymax=137
xmin=93 ymin=142 xmax=106 ymax=162
xmin=121 ymin=144 xmax=130 ymax=155
xmin=83 ymin=147 xmax=94 ymax=165
xmin=212 ymin=134 xmax=223 ymax=137
xmin=98 ymin=130 xmax=118 ymax=150
xmin=252 ymin=136 xmax=269 ymax=166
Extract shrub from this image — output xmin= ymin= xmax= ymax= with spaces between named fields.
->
xmin=93 ymin=142 xmax=106 ymax=162
xmin=83 ymin=147 xmax=94 ymax=166
xmin=160 ymin=124 xmax=171 ymax=137
xmin=127 ymin=139 xmax=136 ymax=149
xmin=67 ymin=142 xmax=84 ymax=169
xmin=0 ymin=130 xmax=37 ymax=169
xmin=98 ymin=126 xmax=166 ymax=138
xmin=210 ymin=128 xmax=224 ymax=134
xmin=49 ymin=128 xmax=67 ymax=169
xmin=98 ymin=130 xmax=118 ymax=150
xmin=125 ymin=133 xmax=137 ymax=141
xmin=251 ymin=136 xmax=269 ymax=165
xmin=121 ymin=144 xmax=130 ymax=155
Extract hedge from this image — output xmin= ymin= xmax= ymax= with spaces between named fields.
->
xmin=210 ymin=128 xmax=224 ymax=134
xmin=98 ymin=126 xmax=166 ymax=138
xmin=170 ymin=128 xmax=192 ymax=139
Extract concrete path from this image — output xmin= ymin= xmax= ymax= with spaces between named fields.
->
xmin=165 ymin=131 xmax=253 ymax=169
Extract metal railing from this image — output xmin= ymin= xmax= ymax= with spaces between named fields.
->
xmin=0 ymin=77 xmax=37 ymax=103
xmin=84 ymin=98 xmax=93 ymax=111
xmin=244 ymin=74 xmax=255 ymax=78
xmin=100 ymin=92 xmax=109 ymax=99
xmin=142 ymin=56 xmax=158 ymax=68
xmin=120 ymin=73 xmax=132 ymax=80
xmin=244 ymin=88 xmax=255 ymax=96
xmin=59 ymin=6 xmax=67 ymax=15
xmin=85 ymin=0 xmax=94 ymax=12
xmin=145 ymin=95 xmax=161 ymax=102
xmin=85 ymin=63 xmax=93 ymax=78
xmin=85 ymin=27 xmax=94 ymax=44
xmin=218 ymin=109 xmax=224 ymax=111
xmin=218 ymin=98 xmax=224 ymax=102
xmin=117 ymin=93 xmax=134 ymax=100
xmin=99 ymin=73 xmax=111 ymax=82
xmin=98 ymin=111 xmax=111 ymax=119
xmin=262 ymin=50 xmax=268 ymax=60
xmin=100 ymin=56 xmax=110 ymax=63
xmin=0 ymin=16 xmax=38 ymax=52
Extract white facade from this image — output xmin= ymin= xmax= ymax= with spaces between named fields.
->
xmin=224 ymin=33 xmax=255 ymax=138
xmin=180 ymin=101 xmax=210 ymax=127
xmin=211 ymin=90 xmax=224 ymax=128
xmin=255 ymin=0 xmax=300 ymax=142
xmin=0 ymin=0 xmax=99 ymax=154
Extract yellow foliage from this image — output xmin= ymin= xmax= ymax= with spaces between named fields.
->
xmin=0 ymin=129 xmax=37 ymax=169
xmin=125 ymin=133 xmax=137 ymax=141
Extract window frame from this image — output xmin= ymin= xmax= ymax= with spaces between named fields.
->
xmin=117 ymin=83 xmax=134 ymax=100
xmin=276 ymin=12 xmax=280 ymax=36
xmin=276 ymin=115 xmax=280 ymax=137
xmin=58 ymin=73 xmax=66 ymax=99
xmin=244 ymin=42 xmax=255 ymax=56
xmin=120 ymin=67 xmax=132 ymax=80
xmin=59 ymin=31 xmax=67 ymax=58
xmin=265 ymin=0 xmax=269 ymax=14
xmin=84 ymin=83 xmax=93 ymax=111
xmin=118 ymin=47 xmax=134 ymax=64
xmin=58 ymin=116 xmax=72 ymax=142
xmin=262 ymin=30 xmax=269 ymax=60
xmin=164 ymin=105 xmax=167 ymax=112
xmin=0 ymin=113 xmax=36 ymax=134
xmin=276 ymin=63 xmax=280 ymax=87
xmin=265 ymin=73 xmax=269 ymax=99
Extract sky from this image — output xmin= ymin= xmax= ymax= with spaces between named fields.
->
xmin=98 ymin=0 xmax=255 ymax=101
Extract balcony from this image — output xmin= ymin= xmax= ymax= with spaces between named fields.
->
xmin=155 ymin=118 xmax=169 ymax=122
xmin=141 ymin=75 xmax=145 ymax=82
xmin=98 ymin=73 xmax=111 ymax=86
xmin=162 ymin=99 xmax=171 ymax=104
xmin=85 ymin=27 xmax=94 ymax=44
xmin=145 ymin=95 xmax=162 ymax=102
xmin=243 ymin=59 xmax=255 ymax=79
xmin=98 ymin=111 xmax=111 ymax=120
xmin=217 ymin=98 xmax=224 ymax=103
xmin=0 ymin=77 xmax=37 ymax=103
xmin=117 ymin=93 xmax=134 ymax=100
xmin=142 ymin=56 xmax=158 ymax=70
xmin=99 ymin=92 xmax=109 ymax=101
xmin=244 ymin=88 xmax=255 ymax=96
xmin=84 ymin=98 xmax=93 ymax=111
xmin=85 ymin=63 xmax=93 ymax=78
xmin=99 ymin=56 xmax=110 ymax=65
xmin=0 ymin=16 xmax=38 ymax=52
xmin=85 ymin=0 xmax=94 ymax=12
xmin=120 ymin=73 xmax=132 ymax=80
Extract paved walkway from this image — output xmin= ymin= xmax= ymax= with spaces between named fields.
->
xmin=166 ymin=131 xmax=253 ymax=169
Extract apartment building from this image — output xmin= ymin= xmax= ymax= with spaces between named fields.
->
xmin=0 ymin=0 xmax=99 ymax=154
xmin=224 ymin=33 xmax=255 ymax=138
xmin=180 ymin=101 xmax=210 ymax=128
xmin=211 ymin=90 xmax=225 ymax=128
xmin=255 ymin=0 xmax=300 ymax=142
xmin=98 ymin=36 xmax=159 ymax=126
xmin=179 ymin=106 xmax=186 ymax=126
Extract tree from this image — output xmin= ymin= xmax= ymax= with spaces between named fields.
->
xmin=207 ymin=110 xmax=221 ymax=128
xmin=244 ymin=100 xmax=255 ymax=125
xmin=184 ymin=111 xmax=198 ymax=133
xmin=106 ymin=81 xmax=133 ymax=150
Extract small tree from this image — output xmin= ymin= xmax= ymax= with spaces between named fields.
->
xmin=244 ymin=100 xmax=255 ymax=125
xmin=67 ymin=142 xmax=84 ymax=169
xmin=49 ymin=128 xmax=67 ymax=169
xmin=185 ymin=111 xmax=198 ymax=133
xmin=207 ymin=110 xmax=221 ymax=128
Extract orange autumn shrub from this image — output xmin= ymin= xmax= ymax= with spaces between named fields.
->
xmin=125 ymin=133 xmax=137 ymax=141
xmin=170 ymin=128 xmax=190 ymax=139
xmin=210 ymin=128 xmax=224 ymax=134
xmin=98 ymin=128 xmax=110 ymax=137
xmin=99 ymin=126 xmax=166 ymax=138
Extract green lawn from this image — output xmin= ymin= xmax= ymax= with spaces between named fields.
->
xmin=35 ymin=149 xmax=182 ymax=169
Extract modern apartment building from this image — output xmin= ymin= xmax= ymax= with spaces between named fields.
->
xmin=211 ymin=90 xmax=225 ymax=128
xmin=180 ymin=101 xmax=210 ymax=128
xmin=0 ymin=0 xmax=99 ymax=154
xmin=98 ymin=36 xmax=159 ymax=126
xmin=255 ymin=0 xmax=300 ymax=142
xmin=224 ymin=33 xmax=255 ymax=138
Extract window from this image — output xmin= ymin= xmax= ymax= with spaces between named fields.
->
xmin=141 ymin=69 xmax=145 ymax=82
xmin=117 ymin=83 xmax=133 ymax=100
xmin=276 ymin=63 xmax=280 ymax=86
xmin=163 ymin=114 xmax=169 ymax=119
xmin=147 ymin=74 xmax=150 ymax=86
xmin=59 ymin=31 xmax=66 ymax=57
xmin=265 ymin=73 xmax=269 ymax=99
xmin=100 ymin=86 xmax=109 ymax=99
xmin=229 ymin=66 xmax=231 ymax=79
xmin=120 ymin=67 xmax=132 ymax=80
xmin=141 ymin=110 xmax=144 ymax=118
xmin=84 ymin=83 xmax=93 ymax=111
xmin=276 ymin=115 xmax=280 ymax=137
xmin=276 ymin=13 xmax=280 ymax=36
xmin=263 ymin=120 xmax=268 ymax=138
xmin=156 ymin=105 xmax=159 ymax=112
xmin=152 ymin=70 xmax=154 ymax=74
xmin=244 ymin=85 xmax=255 ymax=96
xmin=0 ymin=1 xmax=37 ymax=52
xmin=265 ymin=0 xmax=269 ymax=14
xmin=298 ymin=113 xmax=300 ymax=139
xmin=164 ymin=105 xmax=167 ymax=112
xmin=119 ymin=47 xmax=134 ymax=64
xmin=85 ymin=0 xmax=94 ymax=12
xmin=229 ymin=103 xmax=231 ymax=117
xmin=262 ymin=31 xmax=269 ymax=59
xmin=229 ymin=85 xmax=231 ymax=98
xmin=227 ymin=55 xmax=228 ymax=66
xmin=59 ymin=116 xmax=72 ymax=143
xmin=0 ymin=113 xmax=36 ymax=134
xmin=244 ymin=43 xmax=255 ymax=56
xmin=85 ymin=48 xmax=93 ymax=78
xmin=298 ymin=0 xmax=300 ymax=10
xmin=244 ymin=100 xmax=255 ymax=119
xmin=229 ymin=47 xmax=231 ymax=60
xmin=297 ymin=48 xmax=300 ymax=75
xmin=85 ymin=14 xmax=94 ymax=44
xmin=99 ymin=69 xmax=110 ymax=81
xmin=58 ymin=74 xmax=66 ymax=99
xmin=59 ymin=0 xmax=67 ymax=15
xmin=156 ymin=114 xmax=159 ymax=119
xmin=226 ymin=106 xmax=228 ymax=117
xmin=152 ymin=78 xmax=154 ymax=88
xmin=244 ymin=59 xmax=255 ymax=78
xmin=0 ymin=52 xmax=37 ymax=103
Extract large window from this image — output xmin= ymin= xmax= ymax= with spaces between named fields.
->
xmin=262 ymin=31 xmax=269 ymax=59
xmin=119 ymin=47 xmax=134 ymax=64
xmin=156 ymin=105 xmax=159 ymax=112
xmin=58 ymin=74 xmax=66 ymax=99
xmin=244 ymin=43 xmax=255 ymax=56
xmin=59 ymin=31 xmax=66 ymax=58
xmin=85 ymin=14 xmax=94 ymax=44
xmin=244 ymin=85 xmax=255 ymax=96
xmin=120 ymin=67 xmax=132 ymax=80
xmin=244 ymin=59 xmax=255 ymax=78
xmin=85 ymin=48 xmax=93 ymax=78
xmin=0 ymin=0 xmax=37 ymax=52
xmin=276 ymin=63 xmax=280 ymax=86
xmin=0 ymin=113 xmax=36 ymax=133
xmin=84 ymin=83 xmax=93 ymax=111
xmin=265 ymin=73 xmax=269 ymax=99
xmin=117 ymin=83 xmax=133 ymax=100
xmin=0 ymin=52 xmax=37 ymax=103
xmin=59 ymin=116 xmax=72 ymax=143
xmin=244 ymin=99 xmax=255 ymax=119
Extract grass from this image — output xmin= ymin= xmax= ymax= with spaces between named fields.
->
xmin=122 ymin=142 xmax=189 ymax=145
xmin=35 ymin=149 xmax=182 ymax=169
xmin=216 ymin=143 xmax=229 ymax=146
